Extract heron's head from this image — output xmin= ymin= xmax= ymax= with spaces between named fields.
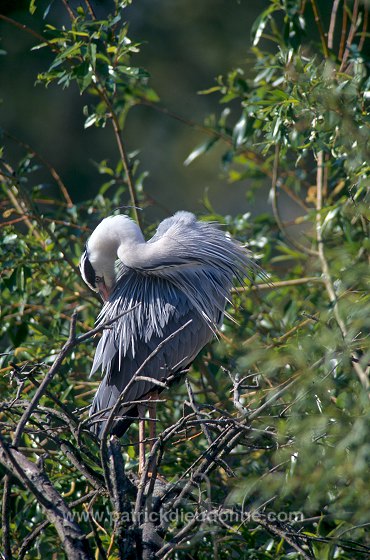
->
xmin=79 ymin=214 xmax=144 ymax=301
xmin=79 ymin=247 xmax=111 ymax=301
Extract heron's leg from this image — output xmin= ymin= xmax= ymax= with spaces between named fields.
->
xmin=146 ymin=391 xmax=159 ymax=477
xmin=148 ymin=391 xmax=158 ymax=450
xmin=137 ymin=403 xmax=146 ymax=477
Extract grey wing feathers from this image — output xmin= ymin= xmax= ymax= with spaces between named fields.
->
xmin=89 ymin=212 xmax=257 ymax=437
xmin=90 ymin=286 xmax=212 ymax=437
xmin=145 ymin=212 xmax=258 ymax=326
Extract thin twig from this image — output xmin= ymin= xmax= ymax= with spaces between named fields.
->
xmin=18 ymin=521 xmax=49 ymax=560
xmin=185 ymin=379 xmax=213 ymax=446
xmin=310 ymin=0 xmax=329 ymax=57
xmin=157 ymin=513 xmax=201 ymax=559
xmin=61 ymin=0 xmax=75 ymax=21
xmin=1 ymin=170 xmax=80 ymax=276
xmin=271 ymin=144 xmax=318 ymax=256
xmin=11 ymin=311 xmax=76 ymax=447
xmin=3 ymin=130 xmax=73 ymax=207
xmin=93 ymin=82 xmax=142 ymax=227
xmin=139 ymin=100 xmax=231 ymax=144
xmin=17 ymin=491 xmax=98 ymax=559
xmin=84 ymin=0 xmax=96 ymax=19
xmin=134 ymin=376 xmax=168 ymax=388
xmin=328 ymin=0 xmax=341 ymax=50
xmin=134 ymin=415 xmax=195 ymax=525
xmin=340 ymin=0 xmax=360 ymax=70
xmin=248 ymin=377 xmax=300 ymax=421
xmin=339 ymin=0 xmax=348 ymax=60
xmin=0 ymin=14 xmax=54 ymax=49
xmin=111 ymin=114 xmax=141 ymax=227
xmin=1 ymin=170 xmax=43 ymax=242
xmin=253 ymin=513 xmax=314 ymax=560
xmin=358 ymin=3 xmax=368 ymax=52
xmin=268 ymin=314 xmax=319 ymax=347
xmin=2 ymin=475 xmax=13 ymax=560
xmin=185 ymin=379 xmax=234 ymax=477
xmin=85 ymin=507 xmax=108 ymax=560
xmin=232 ymin=276 xmax=324 ymax=294
xmin=77 ymin=303 xmax=141 ymax=344
xmin=315 ymin=151 xmax=368 ymax=389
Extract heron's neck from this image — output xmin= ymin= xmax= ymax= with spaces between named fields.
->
xmin=117 ymin=235 xmax=147 ymax=269
xmin=89 ymin=218 xmax=145 ymax=288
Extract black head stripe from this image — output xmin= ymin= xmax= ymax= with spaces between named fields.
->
xmin=80 ymin=249 xmax=97 ymax=291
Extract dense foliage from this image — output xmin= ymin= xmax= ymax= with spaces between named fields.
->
xmin=0 ymin=1 xmax=369 ymax=558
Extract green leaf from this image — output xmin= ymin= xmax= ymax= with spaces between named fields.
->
xmin=251 ymin=4 xmax=276 ymax=47
xmin=29 ymin=0 xmax=37 ymax=15
xmin=84 ymin=114 xmax=97 ymax=128
xmin=184 ymin=138 xmax=218 ymax=166
xmin=198 ymin=86 xmax=221 ymax=95
xmin=232 ymin=112 xmax=247 ymax=147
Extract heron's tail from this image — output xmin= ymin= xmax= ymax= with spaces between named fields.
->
xmin=89 ymin=375 xmax=138 ymax=438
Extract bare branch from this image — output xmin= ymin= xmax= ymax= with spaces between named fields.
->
xmin=3 ymin=130 xmax=73 ymax=207
xmin=310 ymin=0 xmax=329 ymax=57
xmin=339 ymin=0 xmax=348 ymax=60
xmin=0 ymin=437 xmax=93 ymax=560
xmin=328 ymin=0 xmax=341 ymax=50
xmin=2 ymin=475 xmax=13 ymax=560
xmin=18 ymin=491 xmax=98 ymax=560
xmin=186 ymin=378 xmax=235 ymax=476
xmin=232 ymin=277 xmax=324 ymax=294
xmin=61 ymin=0 xmax=76 ymax=21
xmin=92 ymin=82 xmax=142 ymax=228
xmin=0 ymin=14 xmax=55 ymax=49
xmin=340 ymin=0 xmax=360 ymax=70
xmin=84 ymin=0 xmax=96 ymax=19
xmin=358 ymin=3 xmax=368 ymax=52
xmin=106 ymin=436 xmax=136 ymax=559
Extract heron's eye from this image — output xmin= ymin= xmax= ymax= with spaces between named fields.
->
xmin=95 ymin=275 xmax=103 ymax=283
xmin=80 ymin=250 xmax=96 ymax=290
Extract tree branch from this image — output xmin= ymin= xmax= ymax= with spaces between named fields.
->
xmin=328 ymin=0 xmax=341 ymax=50
xmin=310 ymin=0 xmax=329 ymax=57
xmin=340 ymin=0 xmax=360 ymax=70
xmin=106 ymin=436 xmax=137 ymax=559
xmin=2 ymin=475 xmax=13 ymax=560
xmin=0 ymin=437 xmax=93 ymax=560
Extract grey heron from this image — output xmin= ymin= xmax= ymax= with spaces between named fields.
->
xmin=80 ymin=211 xmax=257 ymax=469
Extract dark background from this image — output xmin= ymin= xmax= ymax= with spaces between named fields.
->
xmin=0 ymin=0 xmax=271 ymax=223
xmin=1 ymin=0 xmax=337 ymax=226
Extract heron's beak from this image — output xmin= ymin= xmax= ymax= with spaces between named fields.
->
xmin=96 ymin=279 xmax=110 ymax=302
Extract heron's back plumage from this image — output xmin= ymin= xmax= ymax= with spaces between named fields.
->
xmin=88 ymin=211 xmax=257 ymax=437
